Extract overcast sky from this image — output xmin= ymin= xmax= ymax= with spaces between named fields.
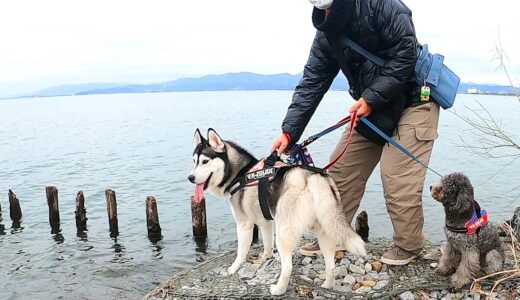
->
xmin=0 ymin=0 xmax=519 ymax=97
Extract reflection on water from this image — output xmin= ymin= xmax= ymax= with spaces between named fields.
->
xmin=76 ymin=231 xmax=88 ymax=241
xmin=0 ymin=211 xmax=5 ymax=235
xmin=10 ymin=222 xmax=23 ymax=234
xmin=111 ymin=238 xmax=133 ymax=264
xmin=150 ymin=242 xmax=164 ymax=259
xmin=0 ymin=92 xmax=518 ymax=299
xmin=52 ymin=233 xmax=65 ymax=244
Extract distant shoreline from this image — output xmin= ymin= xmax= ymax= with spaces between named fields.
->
xmin=2 ymin=89 xmax=518 ymax=101
xmin=458 ymin=92 xmax=519 ymax=96
xmin=2 ymin=72 xmax=518 ymax=100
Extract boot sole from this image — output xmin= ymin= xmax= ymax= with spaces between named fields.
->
xmin=299 ymin=249 xmax=321 ymax=257
xmin=380 ymin=255 xmax=417 ymax=266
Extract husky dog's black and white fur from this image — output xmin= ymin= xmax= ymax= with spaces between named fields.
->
xmin=188 ymin=129 xmax=366 ymax=296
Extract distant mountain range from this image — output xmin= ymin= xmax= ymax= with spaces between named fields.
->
xmin=17 ymin=72 xmax=520 ymax=98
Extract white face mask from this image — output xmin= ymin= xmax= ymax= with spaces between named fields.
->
xmin=309 ymin=0 xmax=334 ymax=10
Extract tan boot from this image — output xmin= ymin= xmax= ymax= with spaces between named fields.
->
xmin=299 ymin=239 xmax=320 ymax=256
xmin=380 ymin=245 xmax=418 ymax=266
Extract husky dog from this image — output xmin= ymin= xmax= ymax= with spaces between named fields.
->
xmin=188 ymin=128 xmax=366 ymax=296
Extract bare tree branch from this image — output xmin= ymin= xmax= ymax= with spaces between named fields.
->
xmin=492 ymin=34 xmax=520 ymax=102
xmin=452 ymin=101 xmax=519 ymax=159
xmin=451 ymin=36 xmax=520 ymax=207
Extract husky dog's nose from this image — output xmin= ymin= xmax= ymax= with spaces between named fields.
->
xmin=429 ymin=185 xmax=432 ymax=191
xmin=188 ymin=175 xmax=195 ymax=183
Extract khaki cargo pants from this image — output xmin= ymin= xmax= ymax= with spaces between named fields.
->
xmin=328 ymin=102 xmax=440 ymax=253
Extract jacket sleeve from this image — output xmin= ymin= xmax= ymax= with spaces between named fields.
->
xmin=281 ymin=31 xmax=340 ymax=143
xmin=361 ymin=3 xmax=418 ymax=110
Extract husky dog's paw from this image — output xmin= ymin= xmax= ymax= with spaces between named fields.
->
xmin=321 ymin=280 xmax=334 ymax=289
xmin=270 ymin=284 xmax=287 ymax=296
xmin=258 ymin=250 xmax=273 ymax=262
xmin=227 ymin=264 xmax=240 ymax=275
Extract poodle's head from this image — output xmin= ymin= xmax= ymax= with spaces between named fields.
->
xmin=430 ymin=172 xmax=475 ymax=215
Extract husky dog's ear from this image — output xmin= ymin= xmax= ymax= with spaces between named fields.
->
xmin=194 ymin=129 xmax=205 ymax=147
xmin=207 ymin=128 xmax=225 ymax=151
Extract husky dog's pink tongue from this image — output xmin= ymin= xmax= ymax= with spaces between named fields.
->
xmin=193 ymin=183 xmax=205 ymax=204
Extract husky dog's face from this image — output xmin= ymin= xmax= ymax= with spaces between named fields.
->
xmin=188 ymin=129 xmax=227 ymax=192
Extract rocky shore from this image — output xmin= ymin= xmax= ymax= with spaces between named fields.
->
xmin=144 ymin=237 xmax=519 ymax=299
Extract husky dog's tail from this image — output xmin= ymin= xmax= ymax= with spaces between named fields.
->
xmin=308 ymin=175 xmax=367 ymax=256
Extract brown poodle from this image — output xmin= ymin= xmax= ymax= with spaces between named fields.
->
xmin=430 ymin=172 xmax=504 ymax=289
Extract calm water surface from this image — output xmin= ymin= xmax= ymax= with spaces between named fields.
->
xmin=0 ymin=91 xmax=519 ymax=299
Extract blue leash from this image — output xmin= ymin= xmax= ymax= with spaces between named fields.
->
xmin=359 ymin=116 xmax=443 ymax=177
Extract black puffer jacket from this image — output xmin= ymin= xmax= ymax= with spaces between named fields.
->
xmin=281 ymin=0 xmax=420 ymax=145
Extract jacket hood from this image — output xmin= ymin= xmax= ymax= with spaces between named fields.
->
xmin=312 ymin=0 xmax=356 ymax=34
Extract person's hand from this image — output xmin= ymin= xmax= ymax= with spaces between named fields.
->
xmin=270 ymin=132 xmax=290 ymax=156
xmin=348 ymin=97 xmax=373 ymax=117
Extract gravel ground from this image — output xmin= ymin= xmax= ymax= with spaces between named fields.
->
xmin=144 ymin=237 xmax=520 ymax=299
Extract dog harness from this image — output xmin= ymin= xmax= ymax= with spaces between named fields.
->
xmin=226 ymin=152 xmax=327 ymax=220
xmin=445 ymin=200 xmax=489 ymax=235
xmin=226 ymin=111 xmax=357 ymax=221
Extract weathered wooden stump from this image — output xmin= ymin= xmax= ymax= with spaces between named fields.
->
xmin=105 ymin=189 xmax=119 ymax=237
xmin=146 ymin=196 xmax=162 ymax=242
xmin=512 ymin=206 xmax=520 ymax=241
xmin=46 ymin=186 xmax=61 ymax=234
xmin=355 ymin=210 xmax=369 ymax=242
xmin=8 ymin=189 xmax=22 ymax=226
xmin=0 ymin=199 xmax=4 ymax=235
xmin=193 ymin=236 xmax=208 ymax=253
xmin=191 ymin=196 xmax=207 ymax=237
xmin=75 ymin=191 xmax=88 ymax=233
xmin=252 ymin=225 xmax=259 ymax=244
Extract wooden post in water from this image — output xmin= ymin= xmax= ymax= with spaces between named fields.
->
xmin=191 ymin=196 xmax=207 ymax=237
xmin=46 ymin=186 xmax=61 ymax=234
xmin=355 ymin=210 xmax=369 ymax=242
xmin=0 ymin=196 xmax=4 ymax=234
xmin=252 ymin=225 xmax=259 ymax=244
xmin=105 ymin=189 xmax=119 ymax=237
xmin=75 ymin=191 xmax=88 ymax=233
xmin=8 ymin=189 xmax=22 ymax=225
xmin=146 ymin=196 xmax=162 ymax=241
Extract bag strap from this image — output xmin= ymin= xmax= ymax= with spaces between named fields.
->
xmin=338 ymin=36 xmax=385 ymax=67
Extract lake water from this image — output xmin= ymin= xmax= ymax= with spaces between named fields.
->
xmin=1 ymin=91 xmax=519 ymax=299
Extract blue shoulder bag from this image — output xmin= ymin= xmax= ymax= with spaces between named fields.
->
xmin=341 ymin=37 xmax=460 ymax=109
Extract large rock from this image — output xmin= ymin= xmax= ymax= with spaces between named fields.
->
xmin=349 ymin=264 xmax=366 ymax=275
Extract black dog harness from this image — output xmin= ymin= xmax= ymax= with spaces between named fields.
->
xmin=445 ymin=200 xmax=488 ymax=235
xmin=226 ymin=152 xmax=327 ymax=220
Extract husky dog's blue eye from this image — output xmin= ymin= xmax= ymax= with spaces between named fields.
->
xmin=202 ymin=159 xmax=209 ymax=165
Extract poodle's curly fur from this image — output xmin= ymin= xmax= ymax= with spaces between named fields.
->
xmin=430 ymin=172 xmax=504 ymax=289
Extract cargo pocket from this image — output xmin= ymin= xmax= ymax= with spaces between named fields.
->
xmin=415 ymin=126 xmax=438 ymax=141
